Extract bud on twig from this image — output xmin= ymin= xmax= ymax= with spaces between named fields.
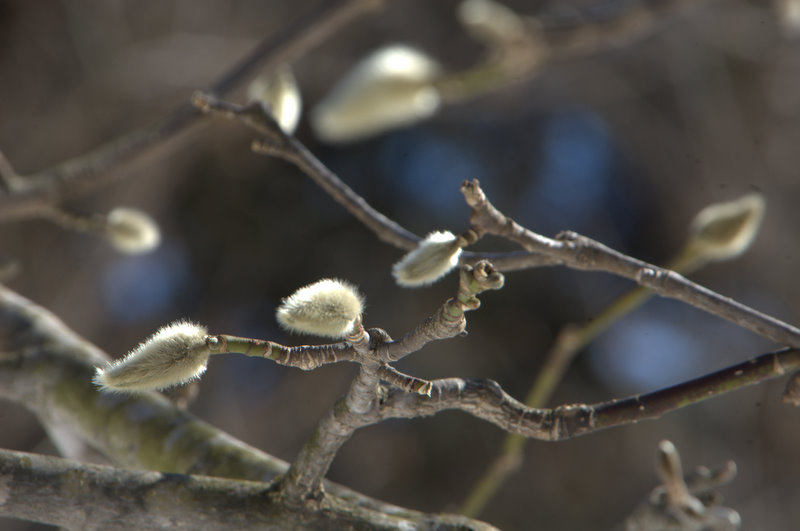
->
xmin=687 ymin=193 xmax=765 ymax=262
xmin=247 ymin=65 xmax=302 ymax=135
xmin=94 ymin=321 xmax=209 ymax=392
xmin=105 ymin=207 xmax=161 ymax=255
xmin=392 ymin=231 xmax=463 ymax=287
xmin=276 ymin=279 xmax=364 ymax=338
xmin=310 ymin=45 xmax=441 ymax=143
xmin=458 ymin=0 xmax=527 ymax=46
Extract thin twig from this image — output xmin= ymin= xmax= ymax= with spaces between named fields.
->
xmin=191 ymin=91 xmax=561 ymax=268
xmin=376 ymin=348 xmax=800 ymax=441
xmin=624 ymin=440 xmax=741 ymax=531
xmin=0 ymin=282 xmax=493 ymax=530
xmin=0 ymin=0 xmax=379 ymax=222
xmin=461 ymin=248 xmax=703 ymax=516
xmin=210 ymin=334 xmax=358 ymax=370
xmin=462 ymin=179 xmax=800 ymax=348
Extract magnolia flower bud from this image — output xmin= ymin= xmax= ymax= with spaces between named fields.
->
xmin=276 ymin=279 xmax=364 ymax=338
xmin=392 ymin=231 xmax=463 ymax=287
xmin=687 ymin=193 xmax=765 ymax=261
xmin=310 ymin=45 xmax=441 ymax=143
xmin=94 ymin=321 xmax=209 ymax=392
xmin=458 ymin=0 xmax=526 ymax=45
xmin=247 ymin=65 xmax=302 ymax=135
xmin=106 ymin=207 xmax=161 ymax=255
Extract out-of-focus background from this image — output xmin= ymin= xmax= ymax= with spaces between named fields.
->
xmin=1 ymin=0 xmax=799 ymax=529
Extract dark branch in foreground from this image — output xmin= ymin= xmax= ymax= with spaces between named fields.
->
xmin=0 ymin=448 xmax=491 ymax=531
xmin=0 ymin=283 xmax=493 ymax=530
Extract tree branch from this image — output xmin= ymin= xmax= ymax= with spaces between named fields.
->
xmin=375 ymin=347 xmax=800 ymax=441
xmin=191 ymin=91 xmax=559 ymax=270
xmin=0 ymin=0 xmax=379 ymax=222
xmin=461 ymin=179 xmax=800 ymax=348
xmin=0 ymin=448 xmax=493 ymax=531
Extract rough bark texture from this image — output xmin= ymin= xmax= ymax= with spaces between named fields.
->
xmin=0 ymin=283 xmax=494 ymax=530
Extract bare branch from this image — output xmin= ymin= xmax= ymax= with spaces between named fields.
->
xmin=0 ymin=448 xmax=493 ymax=531
xmin=211 ymin=334 xmax=358 ymax=370
xmin=462 ymin=179 xmax=800 ymax=347
xmin=624 ymin=441 xmax=741 ymax=531
xmin=0 ymin=0 xmax=379 ymax=222
xmin=0 ymin=283 xmax=494 ymax=530
xmin=376 ymin=348 xmax=800 ymax=441
xmin=379 ymin=260 xmax=504 ymax=362
xmin=191 ymin=91 xmax=560 ymax=269
xmin=279 ymin=325 xmax=379 ymax=502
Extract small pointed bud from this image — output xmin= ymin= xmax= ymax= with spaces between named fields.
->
xmin=687 ymin=193 xmax=765 ymax=261
xmin=458 ymin=0 xmax=526 ymax=45
xmin=310 ymin=45 xmax=441 ymax=143
xmin=105 ymin=207 xmax=161 ymax=255
xmin=393 ymin=231 xmax=463 ymax=287
xmin=94 ymin=321 xmax=209 ymax=392
xmin=276 ymin=279 xmax=364 ymax=338
xmin=247 ymin=65 xmax=302 ymax=134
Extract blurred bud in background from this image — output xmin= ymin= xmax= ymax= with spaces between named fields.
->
xmin=105 ymin=207 xmax=161 ymax=255
xmin=247 ymin=64 xmax=302 ymax=135
xmin=310 ymin=45 xmax=441 ymax=143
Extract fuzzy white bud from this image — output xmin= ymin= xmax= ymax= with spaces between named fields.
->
xmin=276 ymin=279 xmax=364 ymax=338
xmin=688 ymin=193 xmax=765 ymax=261
xmin=310 ymin=45 xmax=441 ymax=143
xmin=94 ymin=321 xmax=209 ymax=392
xmin=392 ymin=231 xmax=463 ymax=287
xmin=106 ymin=207 xmax=161 ymax=255
xmin=247 ymin=65 xmax=302 ymax=135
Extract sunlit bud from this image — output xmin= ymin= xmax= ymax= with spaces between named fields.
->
xmin=105 ymin=207 xmax=161 ymax=255
xmin=393 ymin=231 xmax=463 ymax=287
xmin=310 ymin=45 xmax=441 ymax=143
xmin=687 ymin=193 xmax=765 ymax=261
xmin=94 ymin=321 xmax=209 ymax=392
xmin=247 ymin=65 xmax=302 ymax=134
xmin=458 ymin=0 xmax=526 ymax=45
xmin=276 ymin=279 xmax=364 ymax=338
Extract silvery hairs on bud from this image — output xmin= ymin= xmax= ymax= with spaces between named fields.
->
xmin=276 ymin=278 xmax=364 ymax=338
xmin=94 ymin=321 xmax=209 ymax=392
xmin=393 ymin=231 xmax=463 ymax=287
xmin=105 ymin=207 xmax=161 ymax=255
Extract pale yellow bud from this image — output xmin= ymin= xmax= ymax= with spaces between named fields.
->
xmin=276 ymin=279 xmax=364 ymax=338
xmin=94 ymin=321 xmax=209 ymax=392
xmin=687 ymin=193 xmax=765 ymax=261
xmin=392 ymin=231 xmax=463 ymax=287
xmin=106 ymin=207 xmax=161 ymax=255
xmin=247 ymin=65 xmax=302 ymax=134
xmin=458 ymin=0 xmax=526 ymax=45
xmin=310 ymin=45 xmax=441 ymax=143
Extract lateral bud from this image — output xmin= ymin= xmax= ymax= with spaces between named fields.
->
xmin=393 ymin=231 xmax=464 ymax=287
xmin=94 ymin=321 xmax=210 ymax=392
